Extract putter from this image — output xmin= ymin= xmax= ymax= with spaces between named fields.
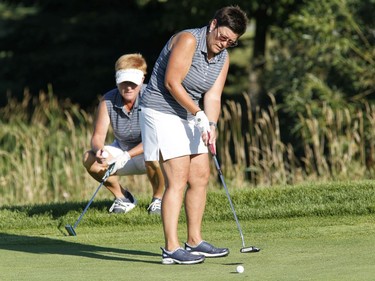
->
xmin=208 ymin=139 xmax=260 ymax=253
xmin=65 ymin=163 xmax=115 ymax=236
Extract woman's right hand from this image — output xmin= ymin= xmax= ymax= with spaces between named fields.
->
xmin=194 ymin=110 xmax=211 ymax=145
xmin=96 ymin=149 xmax=110 ymax=165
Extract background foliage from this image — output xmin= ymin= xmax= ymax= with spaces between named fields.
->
xmin=265 ymin=0 xmax=374 ymax=136
xmin=1 ymin=89 xmax=375 ymax=205
xmin=0 ymin=0 xmax=307 ymax=107
xmin=0 ymin=0 xmax=374 ymax=204
xmin=0 ymin=0 xmax=171 ymax=107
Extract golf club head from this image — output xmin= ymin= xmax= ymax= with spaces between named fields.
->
xmin=65 ymin=224 xmax=77 ymax=236
xmin=240 ymin=246 xmax=260 ymax=253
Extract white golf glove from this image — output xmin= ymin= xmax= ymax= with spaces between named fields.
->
xmin=194 ymin=111 xmax=210 ymax=134
xmin=108 ymin=151 xmax=131 ymax=175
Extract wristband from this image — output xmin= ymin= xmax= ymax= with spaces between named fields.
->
xmin=193 ymin=110 xmax=202 ymax=116
xmin=209 ymin=122 xmax=217 ymax=128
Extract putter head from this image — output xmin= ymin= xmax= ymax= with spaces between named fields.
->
xmin=240 ymin=246 xmax=260 ymax=253
xmin=65 ymin=224 xmax=77 ymax=236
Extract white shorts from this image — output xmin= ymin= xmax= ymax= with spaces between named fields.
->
xmin=104 ymin=142 xmax=146 ymax=176
xmin=140 ymin=107 xmax=208 ymax=161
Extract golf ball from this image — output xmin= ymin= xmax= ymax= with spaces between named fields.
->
xmin=101 ymin=151 xmax=109 ymax=158
xmin=236 ymin=265 xmax=244 ymax=273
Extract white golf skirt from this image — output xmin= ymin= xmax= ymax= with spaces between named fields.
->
xmin=104 ymin=142 xmax=146 ymax=176
xmin=139 ymin=107 xmax=208 ymax=161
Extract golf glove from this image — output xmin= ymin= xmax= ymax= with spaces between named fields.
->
xmin=108 ymin=151 xmax=131 ymax=175
xmin=194 ymin=111 xmax=210 ymax=134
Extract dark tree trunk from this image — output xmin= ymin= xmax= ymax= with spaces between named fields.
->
xmin=248 ymin=6 xmax=269 ymax=110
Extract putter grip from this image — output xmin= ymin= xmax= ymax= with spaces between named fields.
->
xmin=209 ymin=143 xmax=216 ymax=155
xmin=207 ymin=132 xmax=216 ymax=155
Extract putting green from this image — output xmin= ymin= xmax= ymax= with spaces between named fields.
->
xmin=0 ymin=215 xmax=374 ymax=281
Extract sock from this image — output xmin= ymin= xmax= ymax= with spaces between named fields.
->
xmin=119 ymin=197 xmax=131 ymax=203
xmin=123 ymin=190 xmax=134 ymax=202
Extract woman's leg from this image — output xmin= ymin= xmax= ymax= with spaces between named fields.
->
xmin=185 ymin=153 xmax=210 ymax=246
xmin=82 ymin=150 xmax=124 ymax=198
xmin=161 ymin=155 xmax=190 ymax=251
xmin=145 ymin=160 xmax=164 ymax=199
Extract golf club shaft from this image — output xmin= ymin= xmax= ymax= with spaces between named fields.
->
xmin=64 ymin=164 xmax=115 ymax=236
xmin=212 ymin=154 xmax=246 ymax=248
xmin=73 ymin=181 xmax=104 ymax=228
xmin=72 ymin=164 xmax=114 ymax=229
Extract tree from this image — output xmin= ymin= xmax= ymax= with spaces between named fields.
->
xmin=263 ymin=0 xmax=375 ymax=145
xmin=0 ymin=0 xmax=169 ymax=107
xmin=0 ymin=0 xmax=307 ymax=108
xmin=242 ymin=0 xmax=305 ymax=108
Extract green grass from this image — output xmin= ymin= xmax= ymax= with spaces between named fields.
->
xmin=0 ymin=180 xmax=374 ymax=280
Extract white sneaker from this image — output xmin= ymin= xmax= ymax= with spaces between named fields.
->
xmin=109 ymin=191 xmax=137 ymax=214
xmin=147 ymin=198 xmax=162 ymax=215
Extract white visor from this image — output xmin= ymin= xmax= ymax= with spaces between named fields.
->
xmin=115 ymin=69 xmax=144 ymax=85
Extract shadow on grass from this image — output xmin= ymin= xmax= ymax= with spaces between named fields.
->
xmin=0 ymin=200 xmax=114 ymax=219
xmin=0 ymin=232 xmax=160 ymax=264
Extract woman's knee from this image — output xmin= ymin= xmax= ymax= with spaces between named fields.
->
xmin=82 ymin=150 xmax=95 ymax=170
xmin=189 ymin=159 xmax=210 ymax=186
xmin=146 ymin=160 xmax=161 ymax=170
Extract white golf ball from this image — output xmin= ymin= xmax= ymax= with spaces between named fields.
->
xmin=236 ymin=265 xmax=244 ymax=273
xmin=101 ymin=151 xmax=109 ymax=158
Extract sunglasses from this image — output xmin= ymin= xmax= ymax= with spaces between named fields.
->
xmin=215 ymin=26 xmax=238 ymax=47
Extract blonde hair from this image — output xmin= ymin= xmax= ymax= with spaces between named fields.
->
xmin=115 ymin=53 xmax=147 ymax=75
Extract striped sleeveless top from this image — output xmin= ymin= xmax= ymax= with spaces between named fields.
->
xmin=104 ymin=85 xmax=146 ymax=151
xmin=140 ymin=26 xmax=228 ymax=120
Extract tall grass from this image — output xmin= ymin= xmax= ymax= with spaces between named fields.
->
xmin=218 ymin=92 xmax=375 ymax=187
xmin=217 ymin=93 xmax=291 ymax=187
xmin=1 ymin=88 xmax=375 ymax=205
xmin=0 ymin=87 xmax=150 ymax=205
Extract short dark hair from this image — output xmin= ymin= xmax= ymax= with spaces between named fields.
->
xmin=213 ymin=5 xmax=248 ymax=36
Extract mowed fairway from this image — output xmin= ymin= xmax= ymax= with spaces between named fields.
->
xmin=0 ymin=215 xmax=374 ymax=281
xmin=1 ymin=181 xmax=375 ymax=280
